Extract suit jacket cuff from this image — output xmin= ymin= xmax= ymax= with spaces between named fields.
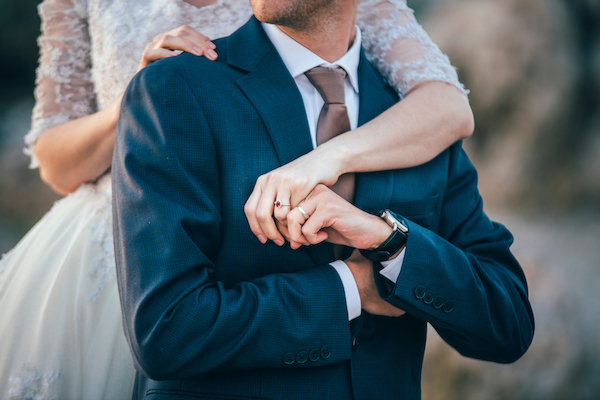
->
xmin=379 ymin=247 xmax=406 ymax=282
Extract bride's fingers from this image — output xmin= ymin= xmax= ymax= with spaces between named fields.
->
xmin=171 ymin=24 xmax=213 ymax=45
xmin=166 ymin=26 xmax=218 ymax=59
xmin=156 ymin=24 xmax=215 ymax=52
xmin=156 ymin=35 xmax=215 ymax=59
xmin=272 ymin=188 xmax=292 ymax=224
xmin=140 ymin=25 xmax=218 ymax=70
xmin=142 ymin=48 xmax=182 ymax=63
xmin=244 ymin=183 xmax=267 ymax=244
xmin=254 ymin=186 xmax=285 ymax=246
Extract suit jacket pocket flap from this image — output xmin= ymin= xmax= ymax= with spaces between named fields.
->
xmin=389 ymin=194 xmax=439 ymax=217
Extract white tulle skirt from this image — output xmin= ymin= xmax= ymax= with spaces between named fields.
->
xmin=0 ymin=175 xmax=135 ymax=399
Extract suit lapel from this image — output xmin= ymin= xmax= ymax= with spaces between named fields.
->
xmin=230 ymin=17 xmax=313 ymax=167
xmin=228 ymin=18 xmax=333 ymax=264
xmin=353 ymin=50 xmax=399 ymax=215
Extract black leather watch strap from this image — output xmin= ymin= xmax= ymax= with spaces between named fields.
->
xmin=359 ymin=210 xmax=408 ymax=262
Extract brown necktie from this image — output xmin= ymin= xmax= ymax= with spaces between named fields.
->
xmin=305 ymin=66 xmax=355 ymax=202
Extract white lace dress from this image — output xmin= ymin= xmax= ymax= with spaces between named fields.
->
xmin=0 ymin=0 xmax=467 ymax=399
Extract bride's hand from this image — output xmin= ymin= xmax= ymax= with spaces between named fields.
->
xmin=138 ymin=25 xmax=217 ymax=72
xmin=244 ymin=143 xmax=348 ymax=247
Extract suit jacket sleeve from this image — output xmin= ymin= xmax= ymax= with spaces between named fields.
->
xmin=112 ymin=62 xmax=352 ymax=381
xmin=378 ymin=143 xmax=534 ymax=363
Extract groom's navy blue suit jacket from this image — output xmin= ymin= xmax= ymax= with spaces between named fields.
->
xmin=113 ymin=17 xmax=534 ymax=400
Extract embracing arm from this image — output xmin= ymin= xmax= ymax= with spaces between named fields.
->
xmin=316 ymin=82 xmax=473 ymax=179
xmin=113 ymin=63 xmax=352 ymax=380
xmin=245 ymin=0 xmax=472 ymax=244
xmin=30 ymin=1 xmax=216 ymax=194
xmin=313 ymin=0 xmax=474 ymax=175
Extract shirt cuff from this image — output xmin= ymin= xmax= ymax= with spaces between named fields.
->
xmin=329 ymin=260 xmax=362 ymax=320
xmin=379 ymin=248 xmax=406 ymax=283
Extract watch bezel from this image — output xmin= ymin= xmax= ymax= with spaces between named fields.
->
xmin=380 ymin=209 xmax=408 ymax=234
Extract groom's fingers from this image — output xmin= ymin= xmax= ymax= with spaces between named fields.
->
xmin=275 ymin=221 xmax=304 ymax=250
xmin=285 ymin=209 xmax=311 ymax=247
xmin=288 ymin=200 xmax=328 ymax=245
xmin=301 ymin=208 xmax=330 ymax=245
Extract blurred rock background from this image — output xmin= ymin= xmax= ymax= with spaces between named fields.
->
xmin=0 ymin=0 xmax=598 ymax=398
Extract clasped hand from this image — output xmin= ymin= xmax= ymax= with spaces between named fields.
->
xmin=244 ymin=163 xmax=405 ymax=317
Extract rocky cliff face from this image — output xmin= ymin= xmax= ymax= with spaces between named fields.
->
xmin=420 ymin=0 xmax=600 ymax=211
xmin=415 ymin=1 xmax=600 ymax=398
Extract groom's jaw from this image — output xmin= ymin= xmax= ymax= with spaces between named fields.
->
xmin=250 ymin=0 xmax=358 ymax=63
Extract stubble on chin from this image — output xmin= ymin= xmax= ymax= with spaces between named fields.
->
xmin=250 ymin=0 xmax=334 ymax=31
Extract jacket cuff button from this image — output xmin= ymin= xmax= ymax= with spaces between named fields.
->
xmin=423 ymin=291 xmax=434 ymax=304
xmin=320 ymin=345 xmax=332 ymax=359
xmin=283 ymin=352 xmax=296 ymax=365
xmin=296 ymin=351 xmax=308 ymax=364
xmin=443 ymin=300 xmax=454 ymax=313
xmin=414 ymin=286 xmax=426 ymax=299
xmin=309 ymin=349 xmax=321 ymax=362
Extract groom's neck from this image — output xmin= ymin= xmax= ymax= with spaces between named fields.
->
xmin=277 ymin=10 xmax=357 ymax=63
xmin=252 ymin=0 xmax=358 ymax=63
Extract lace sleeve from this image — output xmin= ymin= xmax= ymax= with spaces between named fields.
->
xmin=24 ymin=0 xmax=95 ymax=168
xmin=357 ymin=0 xmax=469 ymax=98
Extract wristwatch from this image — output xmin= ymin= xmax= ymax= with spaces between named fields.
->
xmin=359 ymin=209 xmax=408 ymax=262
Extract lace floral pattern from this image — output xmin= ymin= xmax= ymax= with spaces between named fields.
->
xmin=7 ymin=365 xmax=61 ymax=400
xmin=87 ymin=204 xmax=115 ymax=302
xmin=358 ymin=0 xmax=468 ymax=97
xmin=65 ymin=174 xmax=115 ymax=302
xmin=25 ymin=0 xmax=94 ymax=168
xmin=24 ymin=0 xmax=467 ymax=167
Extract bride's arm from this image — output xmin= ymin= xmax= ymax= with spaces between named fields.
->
xmin=245 ymin=0 xmax=473 ymax=245
xmin=27 ymin=0 xmax=98 ymax=195
xmin=351 ymin=0 xmax=473 ymax=169
xmin=31 ymin=0 xmax=216 ymax=195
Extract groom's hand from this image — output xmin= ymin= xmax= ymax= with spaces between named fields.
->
xmin=285 ymin=184 xmax=393 ymax=250
xmin=345 ymin=250 xmax=405 ymax=317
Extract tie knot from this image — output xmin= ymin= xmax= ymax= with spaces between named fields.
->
xmin=305 ymin=66 xmax=347 ymax=104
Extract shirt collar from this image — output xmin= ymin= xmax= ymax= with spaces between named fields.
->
xmin=261 ymin=22 xmax=361 ymax=93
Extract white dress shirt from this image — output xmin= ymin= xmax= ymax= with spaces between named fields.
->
xmin=262 ymin=23 xmax=405 ymax=320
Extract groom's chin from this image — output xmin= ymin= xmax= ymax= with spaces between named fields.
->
xmin=249 ymin=0 xmax=329 ymax=28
